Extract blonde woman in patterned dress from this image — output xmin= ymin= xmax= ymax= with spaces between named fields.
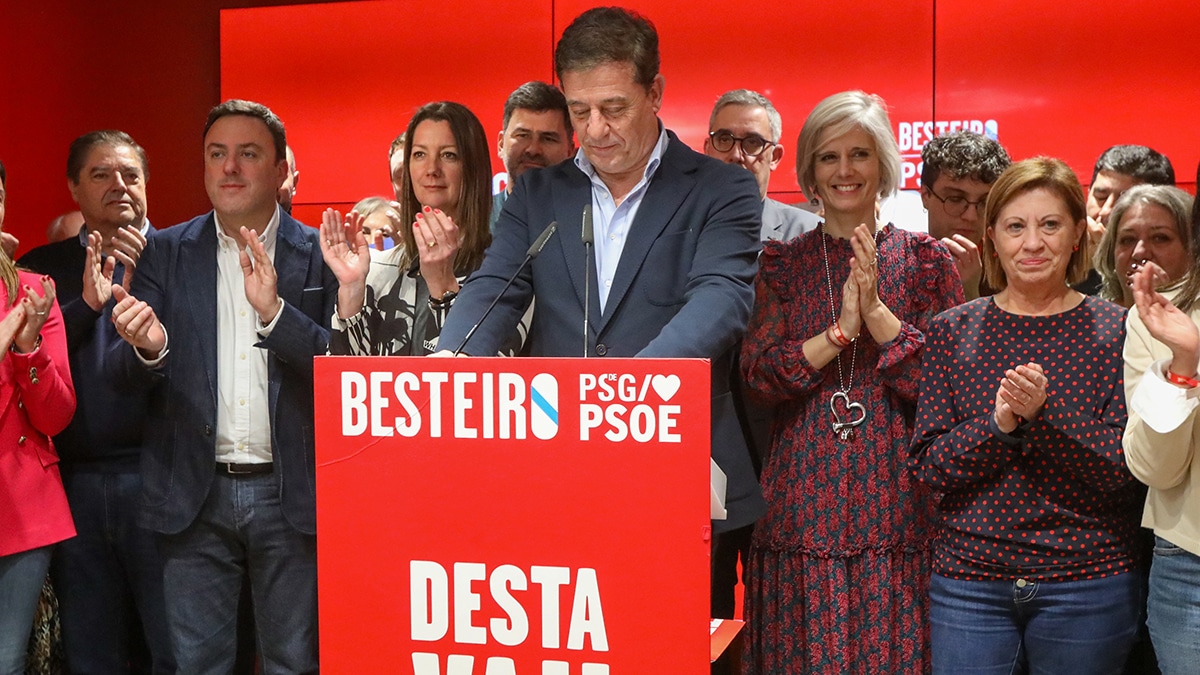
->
xmin=740 ymin=91 xmax=961 ymax=673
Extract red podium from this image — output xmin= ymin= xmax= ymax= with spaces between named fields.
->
xmin=314 ymin=357 xmax=713 ymax=673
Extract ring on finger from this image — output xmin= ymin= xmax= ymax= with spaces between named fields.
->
xmin=427 ymin=240 xmax=437 ymax=248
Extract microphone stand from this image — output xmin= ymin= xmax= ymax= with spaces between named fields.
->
xmin=581 ymin=204 xmax=593 ymax=358
xmin=452 ymin=221 xmax=557 ymax=356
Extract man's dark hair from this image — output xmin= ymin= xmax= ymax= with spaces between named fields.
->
xmin=204 ymin=99 xmax=287 ymax=163
xmin=920 ymin=131 xmax=1010 ymax=188
xmin=389 ymin=131 xmax=406 ymax=159
xmin=502 ymin=81 xmax=571 ymax=137
xmin=1091 ymin=144 xmax=1174 ymax=186
xmin=0 ymin=159 xmax=5 ymax=187
xmin=554 ymin=7 xmax=659 ymax=87
xmin=67 ymin=130 xmax=149 ymax=184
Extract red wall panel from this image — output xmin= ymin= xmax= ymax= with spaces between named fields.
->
xmin=222 ymin=0 xmax=936 ymax=208
xmin=6 ymin=0 xmax=1195 ymax=253
xmin=552 ymin=0 xmax=935 ymax=198
xmin=0 ymin=0 xmax=356 ymax=253
xmin=933 ymin=1 xmax=1200 ymax=190
xmin=221 ymin=1 xmax=555 ymax=207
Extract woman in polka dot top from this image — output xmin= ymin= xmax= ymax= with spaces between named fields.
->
xmin=910 ymin=158 xmax=1147 ymax=675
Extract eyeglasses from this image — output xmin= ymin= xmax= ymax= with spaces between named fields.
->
xmin=926 ymin=187 xmax=987 ymax=218
xmin=708 ymin=130 xmax=774 ymax=157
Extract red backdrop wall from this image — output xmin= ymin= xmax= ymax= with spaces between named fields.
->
xmin=221 ymin=0 xmax=1200 ymax=229
xmin=3 ymin=0 xmax=1198 ymax=251
xmin=0 ymin=0 xmax=357 ymax=250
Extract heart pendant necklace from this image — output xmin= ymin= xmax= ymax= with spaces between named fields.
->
xmin=819 ymin=224 xmax=880 ymax=441
xmin=830 ymin=391 xmax=866 ymax=439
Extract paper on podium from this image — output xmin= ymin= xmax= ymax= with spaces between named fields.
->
xmin=710 ymin=618 xmax=745 ymax=662
xmin=711 ymin=457 xmax=727 ymax=520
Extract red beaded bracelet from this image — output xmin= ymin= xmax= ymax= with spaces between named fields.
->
xmin=828 ymin=322 xmax=853 ymax=348
xmin=1165 ymin=370 xmax=1200 ymax=389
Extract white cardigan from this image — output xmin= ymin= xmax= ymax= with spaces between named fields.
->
xmin=1124 ymin=302 xmax=1200 ymax=556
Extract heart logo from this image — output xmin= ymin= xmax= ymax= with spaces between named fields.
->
xmin=651 ymin=374 xmax=681 ymax=402
xmin=830 ymin=391 xmax=866 ymax=431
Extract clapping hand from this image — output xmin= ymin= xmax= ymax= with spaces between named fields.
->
xmin=320 ymin=209 xmax=370 ymax=286
xmin=109 ymin=224 xmax=147 ymax=288
xmin=110 ymin=284 xmax=166 ymax=356
xmin=83 ymin=231 xmax=116 ymax=311
xmin=238 ymin=226 xmax=281 ymax=324
xmin=13 ymin=277 xmax=56 ymax=353
xmin=941 ymin=234 xmax=982 ymax=299
xmin=1133 ymin=261 xmax=1199 ymax=378
xmin=994 ymin=363 xmax=1047 ymax=433
xmin=0 ymin=299 xmax=26 ymax=354
xmin=320 ymin=208 xmax=371 ymax=319
xmin=413 ymin=206 xmax=461 ymax=300
xmin=849 ymin=223 xmax=881 ymax=315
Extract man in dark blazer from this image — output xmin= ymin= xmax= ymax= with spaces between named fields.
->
xmin=108 ymin=100 xmax=335 ymax=674
xmin=19 ymin=130 xmax=174 ymax=674
xmin=438 ymin=7 xmax=766 ymax=533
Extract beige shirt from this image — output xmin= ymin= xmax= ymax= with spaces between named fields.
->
xmin=1123 ymin=302 xmax=1200 ymax=556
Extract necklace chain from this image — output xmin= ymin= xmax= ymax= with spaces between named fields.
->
xmin=819 ymin=224 xmax=882 ymax=395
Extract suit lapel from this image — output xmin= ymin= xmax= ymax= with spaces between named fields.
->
xmin=181 ymin=215 xmax=219 ymax=402
xmin=597 ymin=133 xmax=696 ymax=330
xmin=274 ymin=214 xmax=309 ymax=308
xmin=552 ymin=167 xmax=603 ymax=332
xmin=0 ymin=284 xmax=15 ymax=413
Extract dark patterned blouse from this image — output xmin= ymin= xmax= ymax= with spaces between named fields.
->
xmin=741 ymin=225 xmax=962 ymax=554
xmin=909 ymin=295 xmax=1145 ymax=580
xmin=328 ymin=246 xmax=528 ymax=356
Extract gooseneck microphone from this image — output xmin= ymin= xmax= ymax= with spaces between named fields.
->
xmin=453 ymin=221 xmax=557 ymax=356
xmin=581 ymin=204 xmax=594 ymax=358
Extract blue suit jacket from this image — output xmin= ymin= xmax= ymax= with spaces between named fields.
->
xmin=439 ymin=130 xmax=768 ymax=531
xmin=107 ymin=211 xmax=336 ymax=535
xmin=19 ymin=228 xmax=156 ymax=469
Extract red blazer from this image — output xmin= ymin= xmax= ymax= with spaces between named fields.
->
xmin=0 ymin=271 xmax=76 ymax=557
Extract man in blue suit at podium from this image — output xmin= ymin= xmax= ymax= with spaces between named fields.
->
xmin=438 ymin=6 xmax=766 ymax=533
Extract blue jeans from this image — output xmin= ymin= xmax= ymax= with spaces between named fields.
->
xmin=0 ymin=546 xmax=53 ymax=675
xmin=158 ymin=473 xmax=317 ymax=675
xmin=52 ymin=470 xmax=176 ymax=674
xmin=930 ymin=571 xmax=1142 ymax=675
xmin=1147 ymin=536 xmax=1200 ymax=675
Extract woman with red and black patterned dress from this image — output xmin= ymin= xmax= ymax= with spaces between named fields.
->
xmin=740 ymin=91 xmax=962 ymax=674
xmin=910 ymin=157 xmax=1146 ymax=675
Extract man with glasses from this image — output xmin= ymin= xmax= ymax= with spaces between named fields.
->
xmin=703 ymin=91 xmax=813 ymax=675
xmin=704 ymin=89 xmax=818 ymax=242
xmin=920 ymin=131 xmax=1011 ymax=300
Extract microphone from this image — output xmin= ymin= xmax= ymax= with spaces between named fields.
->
xmin=581 ymin=204 xmax=594 ymax=245
xmin=581 ymin=204 xmax=593 ymax=358
xmin=453 ymin=221 xmax=557 ymax=356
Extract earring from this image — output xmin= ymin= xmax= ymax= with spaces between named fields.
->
xmin=1072 ymin=244 xmax=1079 ymax=252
